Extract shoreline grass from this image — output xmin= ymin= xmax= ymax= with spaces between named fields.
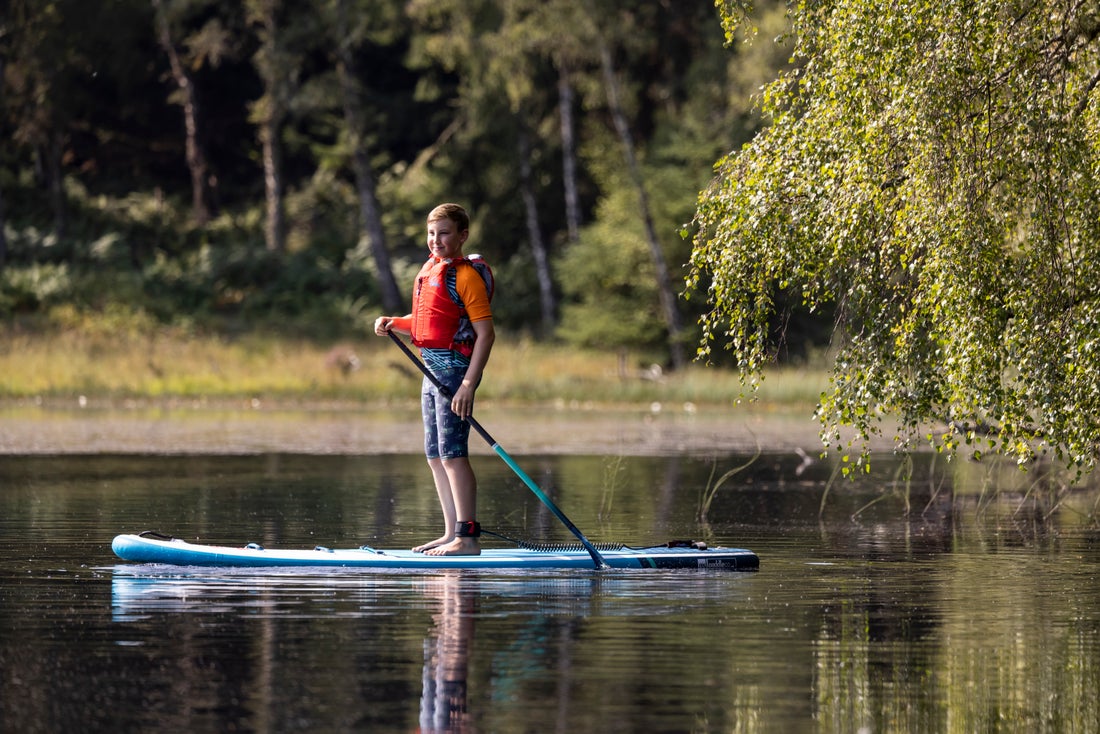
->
xmin=0 ymin=322 xmax=828 ymax=411
xmin=7 ymin=322 xmax=1097 ymax=504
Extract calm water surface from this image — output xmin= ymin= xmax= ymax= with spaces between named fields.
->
xmin=2 ymin=451 xmax=1099 ymax=733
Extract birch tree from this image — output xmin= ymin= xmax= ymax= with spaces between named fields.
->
xmin=151 ymin=0 xmax=226 ymax=225
xmin=690 ymin=0 xmax=1100 ymax=473
xmin=329 ymin=0 xmax=404 ymax=312
xmin=246 ymin=0 xmax=296 ymax=253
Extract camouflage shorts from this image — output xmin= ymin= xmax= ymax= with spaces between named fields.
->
xmin=421 ymin=354 xmax=471 ymax=460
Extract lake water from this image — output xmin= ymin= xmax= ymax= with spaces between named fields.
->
xmin=2 ymin=448 xmax=1100 ymax=733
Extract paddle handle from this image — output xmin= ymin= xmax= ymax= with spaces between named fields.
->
xmin=386 ymin=331 xmax=607 ymax=569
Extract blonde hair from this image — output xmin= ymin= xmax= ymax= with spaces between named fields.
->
xmin=427 ymin=203 xmax=469 ymax=232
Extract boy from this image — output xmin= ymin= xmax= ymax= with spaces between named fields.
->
xmin=374 ymin=203 xmax=495 ymax=556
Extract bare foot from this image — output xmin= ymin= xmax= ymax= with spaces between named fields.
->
xmin=423 ymin=537 xmax=481 ymax=556
xmin=413 ymin=535 xmax=453 ymax=553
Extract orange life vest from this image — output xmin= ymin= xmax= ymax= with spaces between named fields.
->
xmin=410 ymin=255 xmax=494 ymax=357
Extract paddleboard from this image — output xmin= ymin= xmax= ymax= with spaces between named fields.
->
xmin=111 ymin=533 xmax=759 ymax=571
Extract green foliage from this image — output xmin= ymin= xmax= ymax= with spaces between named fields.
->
xmin=556 ymin=234 xmax=662 ymax=353
xmin=556 ymin=147 xmax=683 ymax=354
xmin=691 ymin=0 xmax=1100 ymax=474
xmin=0 ymin=183 xmax=379 ymax=339
xmin=0 ymin=0 xmax=789 ymax=363
xmin=0 ymin=263 xmax=74 ymax=313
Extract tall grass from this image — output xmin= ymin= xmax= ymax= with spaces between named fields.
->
xmin=0 ymin=317 xmax=828 ymax=409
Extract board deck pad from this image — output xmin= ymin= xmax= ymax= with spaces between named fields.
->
xmin=111 ymin=533 xmax=759 ymax=571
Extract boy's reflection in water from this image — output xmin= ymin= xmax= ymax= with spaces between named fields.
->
xmin=419 ymin=573 xmax=475 ymax=733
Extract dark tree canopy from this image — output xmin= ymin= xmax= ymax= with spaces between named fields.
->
xmin=1 ymin=0 xmax=774 ymax=356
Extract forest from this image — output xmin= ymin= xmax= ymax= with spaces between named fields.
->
xmin=5 ymin=0 xmax=1097 ymax=470
xmin=0 ymin=0 xmax=794 ymax=368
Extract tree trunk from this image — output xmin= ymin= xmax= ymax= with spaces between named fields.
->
xmin=335 ymin=0 xmax=403 ymax=312
xmin=261 ymin=113 xmax=286 ymax=253
xmin=152 ymin=0 xmax=217 ymax=226
xmin=348 ymin=141 xmax=403 ymax=312
xmin=0 ymin=172 xmax=6 ymax=271
xmin=47 ymin=131 xmax=66 ymax=240
xmin=252 ymin=0 xmax=287 ymax=254
xmin=597 ymin=42 xmax=686 ymax=369
xmin=556 ymin=60 xmax=581 ymax=243
xmin=0 ymin=54 xmax=7 ymax=271
xmin=518 ymin=123 xmax=556 ymax=333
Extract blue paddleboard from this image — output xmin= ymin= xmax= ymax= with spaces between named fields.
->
xmin=111 ymin=533 xmax=759 ymax=571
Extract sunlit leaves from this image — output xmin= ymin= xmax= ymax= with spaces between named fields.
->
xmin=691 ymin=0 xmax=1100 ymax=475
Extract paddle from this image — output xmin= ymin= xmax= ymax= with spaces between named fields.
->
xmin=387 ymin=330 xmax=608 ymax=569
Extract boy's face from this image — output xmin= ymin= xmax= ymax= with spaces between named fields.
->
xmin=427 ymin=216 xmax=468 ymax=260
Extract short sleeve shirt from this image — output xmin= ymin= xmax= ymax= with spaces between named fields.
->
xmin=453 ymin=264 xmax=492 ymax=322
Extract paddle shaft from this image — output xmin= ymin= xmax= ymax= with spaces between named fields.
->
xmin=387 ymin=331 xmax=607 ymax=569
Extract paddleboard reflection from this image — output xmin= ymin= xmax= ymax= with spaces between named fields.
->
xmin=109 ymin=567 xmax=604 ymax=731
xmin=110 ymin=566 xmax=748 ymax=731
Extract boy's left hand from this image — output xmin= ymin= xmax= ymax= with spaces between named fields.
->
xmin=451 ymin=384 xmax=475 ymax=419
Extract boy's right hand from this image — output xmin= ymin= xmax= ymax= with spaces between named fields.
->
xmin=375 ymin=316 xmax=412 ymax=336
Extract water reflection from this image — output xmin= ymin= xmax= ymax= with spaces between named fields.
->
xmin=111 ymin=569 xmax=484 ymax=732
xmin=5 ymin=451 xmax=1100 ymax=732
xmin=419 ymin=574 xmax=473 ymax=733
xmin=107 ymin=565 xmax=753 ymax=732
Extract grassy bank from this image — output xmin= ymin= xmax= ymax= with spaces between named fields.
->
xmin=0 ymin=318 xmax=828 ymax=410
